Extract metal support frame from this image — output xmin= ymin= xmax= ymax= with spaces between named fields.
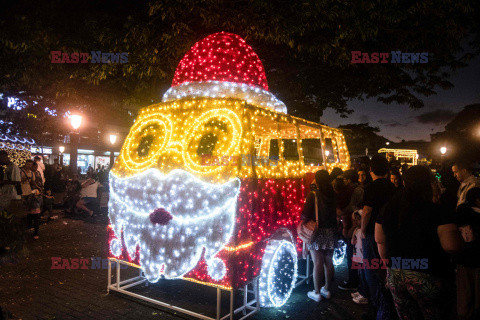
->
xmin=107 ymin=258 xmax=260 ymax=320
xmin=295 ymin=253 xmax=312 ymax=287
xmin=232 ymin=281 xmax=260 ymax=320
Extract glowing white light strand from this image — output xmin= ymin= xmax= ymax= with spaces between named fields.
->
xmin=333 ymin=240 xmax=347 ymax=266
xmin=108 ymin=168 xmax=239 ymax=282
xmin=258 ymin=240 xmax=298 ymax=307
xmin=206 ymin=257 xmax=227 ymax=281
xmin=110 ymin=238 xmax=123 ymax=257
xmin=162 ymin=81 xmax=288 ymax=114
xmin=0 ymin=134 xmax=35 ymax=145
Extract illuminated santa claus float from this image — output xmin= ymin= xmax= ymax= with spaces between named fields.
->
xmin=108 ymin=32 xmax=350 ymax=308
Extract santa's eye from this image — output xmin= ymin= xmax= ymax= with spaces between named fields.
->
xmin=197 ymin=133 xmax=218 ymax=156
xmin=183 ymin=108 xmax=242 ymax=172
xmin=121 ymin=113 xmax=172 ymax=171
xmin=137 ymin=135 xmax=155 ymax=158
xmin=196 ymin=120 xmax=227 ymax=156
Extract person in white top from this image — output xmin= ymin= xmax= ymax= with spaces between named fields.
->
xmin=452 ymin=161 xmax=480 ymax=208
xmin=351 ymin=210 xmax=369 ymax=305
xmin=34 ymin=156 xmax=45 ymax=184
xmin=76 ymin=172 xmax=101 ymax=216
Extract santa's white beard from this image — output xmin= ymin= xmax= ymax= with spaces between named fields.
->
xmin=109 ymin=169 xmax=239 ymax=282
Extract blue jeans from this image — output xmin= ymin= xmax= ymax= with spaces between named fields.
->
xmin=362 ymin=234 xmax=397 ymax=320
xmin=358 ymin=267 xmax=369 ymax=298
xmin=346 ymin=240 xmax=359 ymax=285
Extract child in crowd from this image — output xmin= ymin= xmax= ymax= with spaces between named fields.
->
xmin=63 ymin=175 xmax=82 ymax=215
xmin=351 ymin=210 xmax=368 ymax=304
xmin=26 ymin=189 xmax=42 ymax=240
xmin=42 ymin=189 xmax=57 ymax=221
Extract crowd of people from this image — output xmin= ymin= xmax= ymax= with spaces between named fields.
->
xmin=0 ymin=152 xmax=108 ymax=240
xmin=2 ymin=150 xmax=480 ymax=319
xmin=301 ymin=155 xmax=480 ymax=320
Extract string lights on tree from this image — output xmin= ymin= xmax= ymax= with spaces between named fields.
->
xmin=0 ymin=134 xmax=34 ymax=168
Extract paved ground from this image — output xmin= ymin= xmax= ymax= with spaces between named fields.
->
xmin=0 ymin=210 xmax=367 ymax=320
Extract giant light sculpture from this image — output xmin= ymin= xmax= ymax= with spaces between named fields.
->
xmin=108 ymin=32 xmax=350 ymax=309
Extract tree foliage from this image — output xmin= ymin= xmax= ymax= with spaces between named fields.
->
xmin=431 ymin=104 xmax=480 ymax=161
xmin=338 ymin=123 xmax=388 ymax=156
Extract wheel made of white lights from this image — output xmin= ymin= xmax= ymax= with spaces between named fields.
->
xmin=258 ymin=240 xmax=298 ymax=307
xmin=333 ymin=240 xmax=347 ymax=266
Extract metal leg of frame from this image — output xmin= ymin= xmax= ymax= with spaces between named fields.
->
xmin=224 ymin=280 xmax=259 ymax=320
xmin=107 ymin=259 xmax=111 ymax=293
xmin=116 ymin=260 xmax=120 ymax=289
xmin=255 ymin=278 xmax=260 ymax=312
xmin=295 ymin=255 xmax=311 ymax=288
xmin=216 ymin=287 xmax=221 ymax=320
xmin=242 ymin=284 xmax=248 ymax=315
xmin=139 ymin=267 xmax=147 ymax=286
xmin=230 ymin=289 xmax=234 ymax=320
xmin=306 ymin=253 xmax=311 ymax=284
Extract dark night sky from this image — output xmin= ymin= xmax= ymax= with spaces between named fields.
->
xmin=321 ymin=56 xmax=480 ymax=142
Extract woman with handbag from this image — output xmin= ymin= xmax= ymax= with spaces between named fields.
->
xmin=298 ymin=170 xmax=338 ymax=302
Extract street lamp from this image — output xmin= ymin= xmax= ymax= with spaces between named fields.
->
xmin=439 ymin=146 xmax=447 ymax=170
xmin=109 ymin=134 xmax=117 ymax=167
xmin=69 ymin=114 xmax=83 ymax=174
xmin=386 ymin=142 xmax=390 ymax=146
xmin=59 ymin=145 xmax=65 ymax=166
xmin=70 ymin=115 xmax=82 ymax=130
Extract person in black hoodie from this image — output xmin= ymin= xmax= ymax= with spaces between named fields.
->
xmin=456 ymin=187 xmax=480 ymax=320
